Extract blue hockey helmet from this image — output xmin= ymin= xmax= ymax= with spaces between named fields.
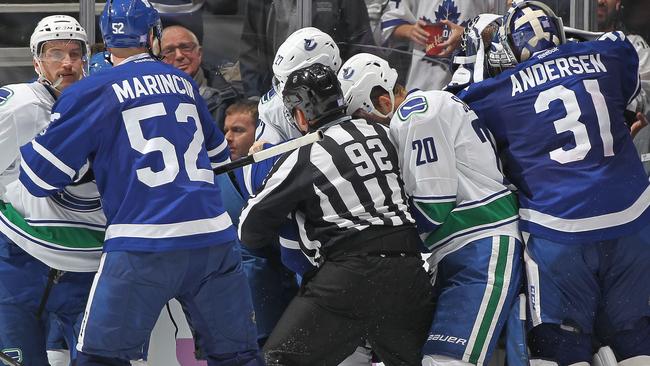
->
xmin=488 ymin=1 xmax=565 ymax=73
xmin=100 ymin=0 xmax=162 ymax=50
xmin=89 ymin=51 xmax=113 ymax=74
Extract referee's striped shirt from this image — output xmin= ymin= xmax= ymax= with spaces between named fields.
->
xmin=239 ymin=117 xmax=414 ymax=259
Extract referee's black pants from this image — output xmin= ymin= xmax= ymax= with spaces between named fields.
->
xmin=263 ymin=227 xmax=435 ymax=366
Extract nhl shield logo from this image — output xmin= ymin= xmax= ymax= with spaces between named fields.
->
xmin=304 ymin=38 xmax=318 ymax=51
xmin=342 ymin=67 xmax=355 ymax=79
xmin=0 ymin=87 xmax=14 ymax=106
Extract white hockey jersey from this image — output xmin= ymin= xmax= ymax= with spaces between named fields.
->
xmin=0 ymin=81 xmax=104 ymax=272
xmin=255 ymin=88 xmax=303 ymax=144
xmin=389 ymin=90 xmax=520 ymax=266
xmin=381 ymin=0 xmax=495 ymax=91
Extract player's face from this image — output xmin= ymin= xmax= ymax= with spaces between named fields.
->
xmin=224 ymin=112 xmax=256 ymax=160
xmin=160 ymin=28 xmax=202 ymax=78
xmin=597 ymin=0 xmax=620 ymax=30
xmin=36 ymin=40 xmax=84 ymax=91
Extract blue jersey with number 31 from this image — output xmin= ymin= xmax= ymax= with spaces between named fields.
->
xmin=19 ymin=54 xmax=236 ymax=252
xmin=459 ymin=32 xmax=650 ymax=243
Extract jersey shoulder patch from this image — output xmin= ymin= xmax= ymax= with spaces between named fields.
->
xmin=0 ymin=86 xmax=15 ymax=106
xmin=397 ymin=95 xmax=428 ymax=121
xmin=261 ymin=88 xmax=276 ymax=104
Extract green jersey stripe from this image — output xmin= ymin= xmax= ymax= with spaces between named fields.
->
xmin=468 ymin=235 xmax=510 ymax=363
xmin=0 ymin=201 xmax=104 ymax=249
xmin=424 ymin=193 xmax=518 ymax=249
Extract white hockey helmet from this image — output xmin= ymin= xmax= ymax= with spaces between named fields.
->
xmin=30 ymin=15 xmax=90 ymax=87
xmin=337 ymin=53 xmax=398 ymax=119
xmin=30 ymin=15 xmax=89 ymax=59
xmin=272 ymin=27 xmax=342 ymax=95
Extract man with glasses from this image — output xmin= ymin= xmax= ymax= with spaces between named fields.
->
xmin=160 ymin=25 xmax=240 ymax=130
xmin=0 ymin=15 xmax=103 ymax=365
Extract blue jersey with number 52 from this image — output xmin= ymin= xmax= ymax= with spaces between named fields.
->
xmin=458 ymin=32 xmax=650 ymax=243
xmin=19 ymin=54 xmax=236 ymax=252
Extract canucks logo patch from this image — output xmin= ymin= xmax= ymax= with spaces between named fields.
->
xmin=261 ymin=88 xmax=276 ymax=104
xmin=0 ymin=87 xmax=14 ymax=106
xmin=398 ymin=96 xmax=428 ymax=121
xmin=342 ymin=67 xmax=355 ymax=79
xmin=304 ymin=38 xmax=318 ymax=51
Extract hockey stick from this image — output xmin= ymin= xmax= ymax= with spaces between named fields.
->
xmin=0 ymin=351 xmax=22 ymax=366
xmin=213 ymin=130 xmax=324 ymax=175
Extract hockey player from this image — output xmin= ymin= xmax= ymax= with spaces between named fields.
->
xmin=18 ymin=0 xmax=262 ymax=364
xmin=457 ymin=2 xmax=650 ymax=365
xmin=338 ymin=52 xmax=522 ymax=366
xmin=254 ymin=26 xmax=342 ymax=144
xmin=0 ymin=15 xmax=104 ymax=365
xmin=239 ymin=62 xmax=434 ymax=366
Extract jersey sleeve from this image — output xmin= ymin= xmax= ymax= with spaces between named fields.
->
xmin=238 ymin=146 xmax=312 ymax=248
xmin=18 ymin=85 xmax=103 ymax=197
xmin=380 ymin=0 xmax=416 ymax=44
xmin=0 ymin=98 xmax=19 ymax=174
xmin=598 ymin=31 xmax=642 ymax=106
xmin=389 ymin=92 xmax=457 ymax=234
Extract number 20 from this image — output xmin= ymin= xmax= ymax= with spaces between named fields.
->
xmin=412 ymin=137 xmax=438 ymax=166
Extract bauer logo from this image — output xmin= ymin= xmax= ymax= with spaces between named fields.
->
xmin=427 ymin=333 xmax=467 ymax=346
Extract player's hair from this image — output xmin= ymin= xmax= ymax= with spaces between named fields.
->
xmin=225 ymin=99 xmax=259 ymax=122
xmin=369 ymin=83 xmax=406 ymax=112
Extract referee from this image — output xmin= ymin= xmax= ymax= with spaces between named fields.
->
xmin=239 ymin=63 xmax=434 ymax=365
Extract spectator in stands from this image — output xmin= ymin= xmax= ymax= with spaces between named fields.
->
xmin=597 ymin=0 xmax=649 ymax=173
xmin=380 ymin=1 xmax=496 ymax=91
xmin=239 ymin=0 xmax=376 ymax=99
xmin=160 ymin=25 xmax=240 ymax=130
xmin=224 ymin=100 xmax=258 ymax=160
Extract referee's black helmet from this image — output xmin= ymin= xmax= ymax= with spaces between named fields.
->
xmin=282 ymin=63 xmax=347 ymax=127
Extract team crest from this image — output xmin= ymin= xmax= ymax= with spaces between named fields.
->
xmin=0 ymin=87 xmax=14 ymax=106
xmin=304 ymin=38 xmax=318 ymax=51
xmin=342 ymin=67 xmax=355 ymax=79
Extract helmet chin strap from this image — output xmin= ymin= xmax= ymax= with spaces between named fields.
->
xmin=372 ymin=90 xmax=395 ymax=120
xmin=34 ymin=58 xmax=64 ymax=93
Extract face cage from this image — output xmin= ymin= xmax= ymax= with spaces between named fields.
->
xmin=488 ymin=1 xmax=565 ymax=75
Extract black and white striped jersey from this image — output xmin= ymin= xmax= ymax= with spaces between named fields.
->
xmin=238 ymin=117 xmax=414 ymax=260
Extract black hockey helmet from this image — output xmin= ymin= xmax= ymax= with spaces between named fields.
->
xmin=282 ymin=63 xmax=347 ymax=128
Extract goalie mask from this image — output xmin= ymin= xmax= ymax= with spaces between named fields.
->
xmin=488 ymin=1 xmax=565 ymax=74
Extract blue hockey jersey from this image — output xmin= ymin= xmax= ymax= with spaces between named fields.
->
xmin=20 ymin=54 xmax=236 ymax=252
xmin=459 ymin=32 xmax=650 ymax=243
